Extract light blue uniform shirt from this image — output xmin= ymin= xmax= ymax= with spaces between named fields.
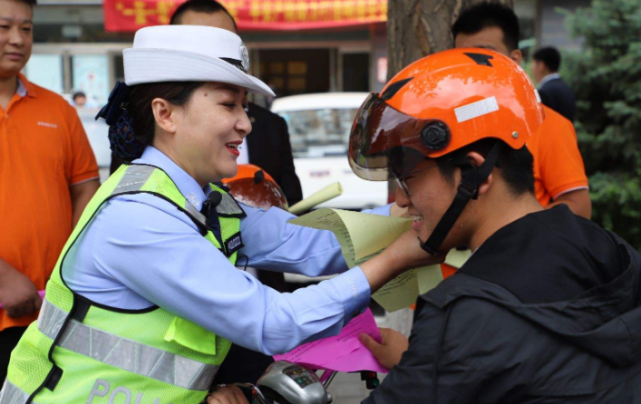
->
xmin=64 ymin=146 xmax=389 ymax=355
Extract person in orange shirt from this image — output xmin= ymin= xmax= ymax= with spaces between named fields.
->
xmin=452 ymin=2 xmax=591 ymax=219
xmin=0 ymin=0 xmax=99 ymax=384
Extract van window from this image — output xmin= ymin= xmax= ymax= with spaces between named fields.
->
xmin=279 ymin=108 xmax=359 ymax=158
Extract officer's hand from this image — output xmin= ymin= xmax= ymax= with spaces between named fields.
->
xmin=361 ymin=230 xmax=445 ymax=292
xmin=360 ymin=328 xmax=409 ymax=370
xmin=206 ymin=385 xmax=248 ymax=404
xmin=0 ymin=263 xmax=42 ymax=318
xmin=385 ymin=229 xmax=446 ymax=271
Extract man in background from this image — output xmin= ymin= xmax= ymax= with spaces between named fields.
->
xmin=532 ymin=46 xmax=576 ymax=122
xmin=452 ymin=2 xmax=591 ymax=218
xmin=0 ymin=0 xmax=99 ymax=385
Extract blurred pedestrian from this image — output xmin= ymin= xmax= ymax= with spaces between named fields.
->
xmin=532 ymin=47 xmax=576 ymax=122
xmin=71 ymin=91 xmax=86 ymax=107
xmin=0 ymin=0 xmax=99 ymax=386
xmin=452 ymin=2 xmax=591 ymax=219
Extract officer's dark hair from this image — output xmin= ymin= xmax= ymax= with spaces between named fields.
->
xmin=436 ymin=138 xmax=534 ymax=196
xmin=72 ymin=91 xmax=86 ymax=101
xmin=127 ymin=82 xmax=204 ymax=152
xmin=533 ymin=47 xmax=561 ymax=72
xmin=452 ymin=3 xmax=520 ymax=52
xmin=170 ymin=0 xmax=238 ymax=31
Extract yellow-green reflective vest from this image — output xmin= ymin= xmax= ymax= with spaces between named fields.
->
xmin=1 ymin=164 xmax=246 ymax=404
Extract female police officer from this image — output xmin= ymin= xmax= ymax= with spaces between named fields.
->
xmin=0 ymin=25 xmax=437 ymax=404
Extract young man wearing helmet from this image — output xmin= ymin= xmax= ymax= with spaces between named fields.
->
xmin=352 ymin=48 xmax=641 ymax=403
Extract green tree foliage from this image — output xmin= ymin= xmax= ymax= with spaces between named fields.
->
xmin=562 ymin=0 xmax=641 ymax=248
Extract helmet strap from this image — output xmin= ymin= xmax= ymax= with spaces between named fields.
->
xmin=419 ymin=142 xmax=504 ymax=254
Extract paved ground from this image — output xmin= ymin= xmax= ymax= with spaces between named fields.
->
xmin=327 ymin=371 xmax=387 ymax=404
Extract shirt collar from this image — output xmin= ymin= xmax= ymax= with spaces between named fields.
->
xmin=16 ymin=73 xmax=37 ymax=98
xmin=16 ymin=77 xmax=27 ymax=97
xmin=133 ymin=146 xmax=210 ymax=210
xmin=538 ymin=73 xmax=561 ymax=88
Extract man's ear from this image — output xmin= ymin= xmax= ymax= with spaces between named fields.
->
xmin=151 ymin=98 xmax=179 ymax=135
xmin=509 ymin=48 xmax=523 ymax=65
xmin=466 ymin=151 xmax=493 ymax=197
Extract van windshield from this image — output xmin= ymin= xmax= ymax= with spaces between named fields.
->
xmin=278 ymin=108 xmax=359 ymax=158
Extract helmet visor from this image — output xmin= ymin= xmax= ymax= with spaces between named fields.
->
xmin=348 ymin=93 xmax=447 ymax=181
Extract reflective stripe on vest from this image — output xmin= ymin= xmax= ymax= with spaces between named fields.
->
xmin=0 ymin=380 xmax=31 ymax=404
xmin=114 ymin=164 xmax=210 ymax=227
xmin=37 ymin=300 xmax=219 ymax=391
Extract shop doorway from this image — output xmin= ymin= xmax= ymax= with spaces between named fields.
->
xmin=258 ymin=49 xmax=330 ymax=97
xmin=341 ymin=52 xmax=370 ymax=92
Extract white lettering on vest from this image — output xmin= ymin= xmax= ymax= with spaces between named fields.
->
xmin=87 ymin=379 xmax=111 ymax=403
xmin=228 ymin=236 xmax=241 ymax=250
xmin=87 ymin=379 xmax=174 ymax=404
xmin=109 ymin=386 xmax=132 ymax=404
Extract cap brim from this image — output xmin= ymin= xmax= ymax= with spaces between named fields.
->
xmin=124 ymin=48 xmax=275 ymax=97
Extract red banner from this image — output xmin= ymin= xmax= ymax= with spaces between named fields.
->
xmin=104 ymin=0 xmax=387 ymax=32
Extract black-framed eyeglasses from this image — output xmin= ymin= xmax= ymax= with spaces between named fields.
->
xmin=394 ymin=160 xmax=442 ymax=197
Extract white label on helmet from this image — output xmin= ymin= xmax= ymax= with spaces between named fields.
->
xmin=454 ymin=96 xmax=499 ymax=123
xmin=535 ymin=89 xmax=542 ymax=103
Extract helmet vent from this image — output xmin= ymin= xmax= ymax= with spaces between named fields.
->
xmin=380 ymin=77 xmax=413 ymax=101
xmin=464 ymin=53 xmax=494 ymax=67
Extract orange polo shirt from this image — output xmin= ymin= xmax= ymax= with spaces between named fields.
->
xmin=0 ymin=74 xmax=99 ymax=331
xmin=528 ymin=106 xmax=589 ymax=206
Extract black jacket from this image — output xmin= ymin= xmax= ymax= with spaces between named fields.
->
xmin=539 ymin=78 xmax=576 ymax=122
xmin=365 ymin=205 xmax=641 ymax=403
xmin=246 ymin=102 xmax=303 ymax=206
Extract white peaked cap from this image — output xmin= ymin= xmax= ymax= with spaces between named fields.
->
xmin=124 ymin=25 xmax=275 ymax=97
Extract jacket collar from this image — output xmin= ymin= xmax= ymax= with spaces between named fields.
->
xmin=538 ymin=72 xmax=561 ymax=88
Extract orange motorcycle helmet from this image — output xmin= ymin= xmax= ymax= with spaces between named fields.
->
xmin=348 ymin=48 xmax=544 ymax=181
xmin=222 ymin=164 xmax=289 ymax=211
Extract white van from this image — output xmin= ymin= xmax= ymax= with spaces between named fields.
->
xmin=271 ymin=93 xmax=388 ymax=210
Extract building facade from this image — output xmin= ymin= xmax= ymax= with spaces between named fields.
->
xmin=27 ymin=0 xmax=588 ymax=105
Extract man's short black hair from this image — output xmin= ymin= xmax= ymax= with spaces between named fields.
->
xmin=436 ymin=139 xmax=534 ymax=196
xmin=452 ymin=3 xmax=520 ymax=52
xmin=72 ymin=91 xmax=86 ymax=100
xmin=17 ymin=0 xmax=37 ymax=6
xmin=170 ymin=0 xmax=237 ymax=30
xmin=533 ymin=47 xmax=561 ymax=72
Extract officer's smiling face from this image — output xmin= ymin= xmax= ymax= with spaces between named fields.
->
xmin=163 ymin=82 xmax=251 ymax=187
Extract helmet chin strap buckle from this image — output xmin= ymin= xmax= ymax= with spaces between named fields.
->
xmin=457 ymin=179 xmax=478 ymax=200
